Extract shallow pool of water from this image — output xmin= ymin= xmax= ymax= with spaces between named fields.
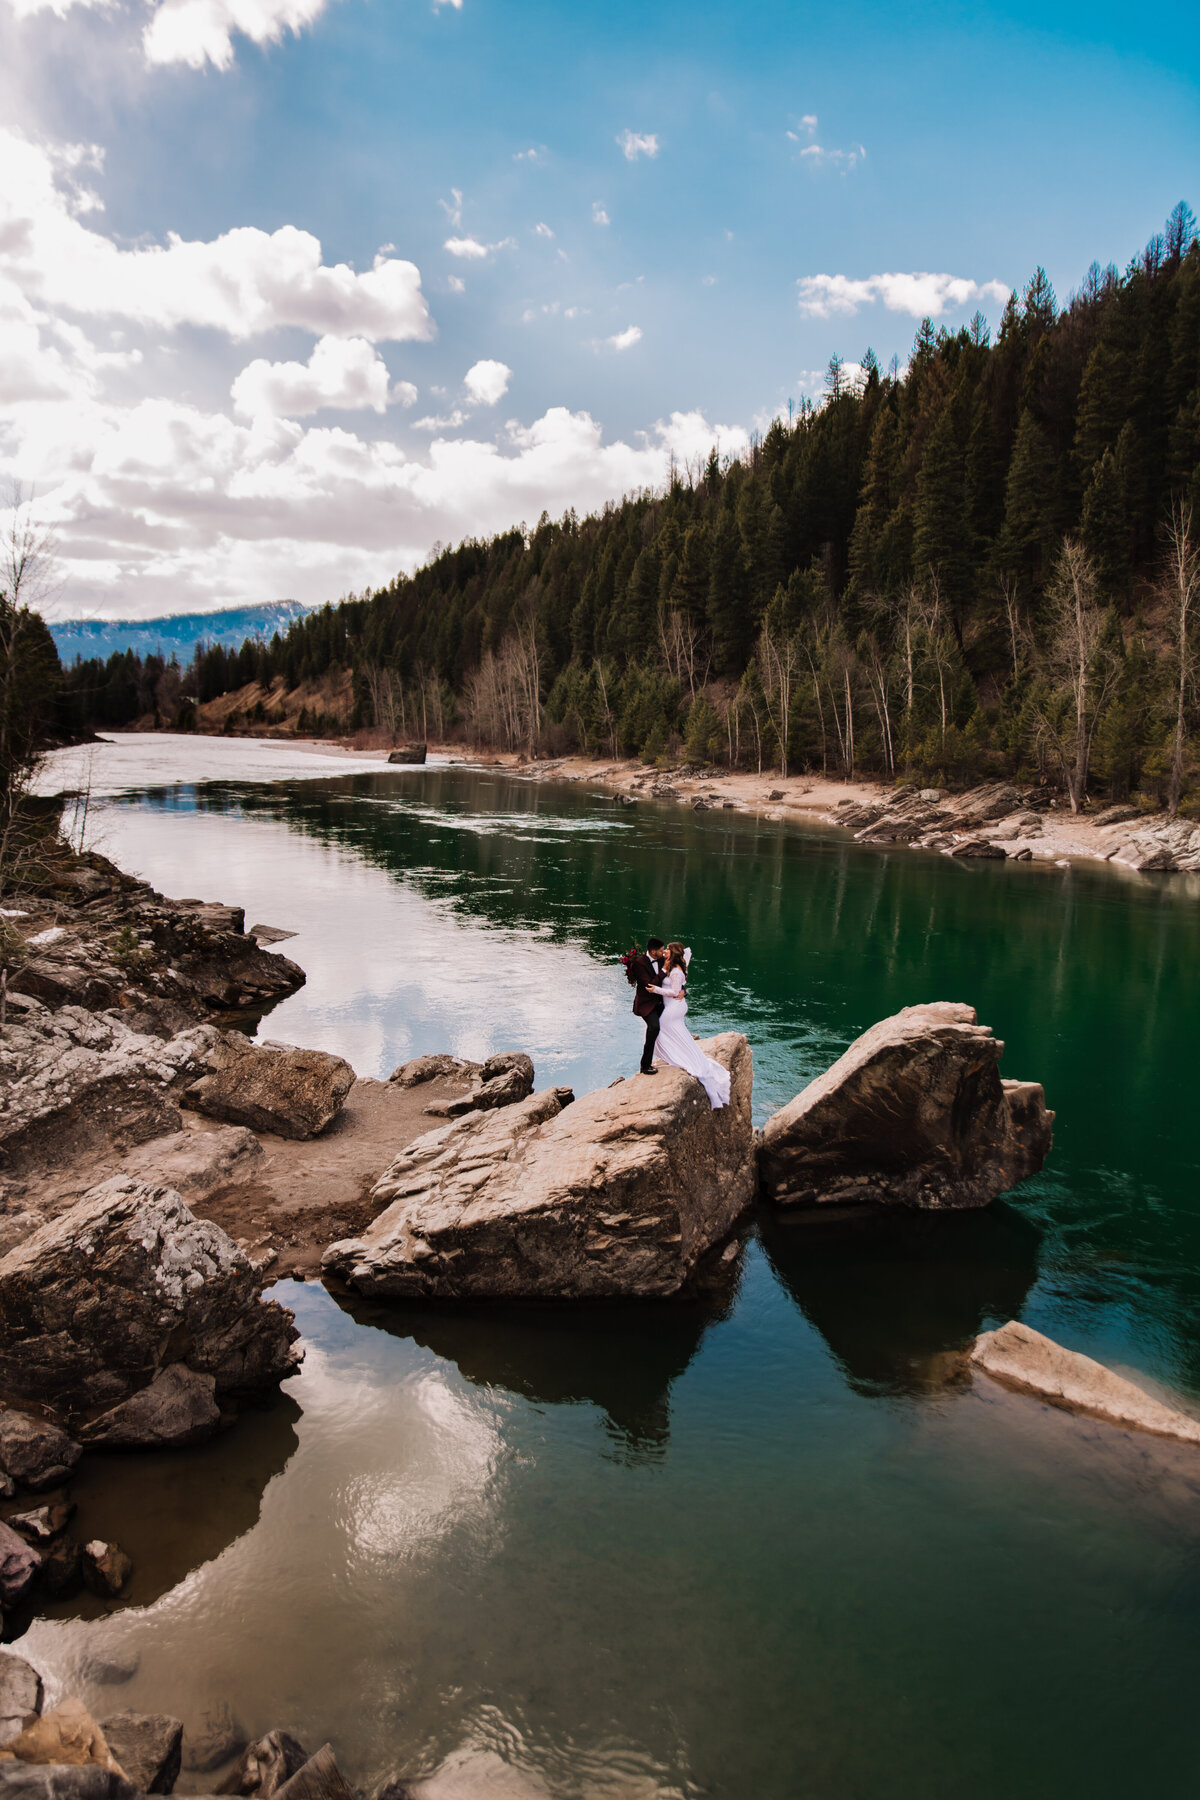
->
xmin=21 ymin=743 xmax=1200 ymax=1798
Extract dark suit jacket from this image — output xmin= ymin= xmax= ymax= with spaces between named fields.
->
xmin=630 ymin=952 xmax=664 ymax=1020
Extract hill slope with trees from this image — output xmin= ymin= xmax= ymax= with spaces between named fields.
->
xmin=59 ymin=205 xmax=1200 ymax=815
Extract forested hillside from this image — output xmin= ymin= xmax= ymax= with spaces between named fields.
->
xmin=60 ymin=205 xmax=1200 ymax=812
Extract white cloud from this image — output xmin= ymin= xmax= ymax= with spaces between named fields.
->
xmin=797 ymin=141 xmax=866 ymax=173
xmin=463 ymin=359 xmax=511 ymax=406
xmin=796 ymin=270 xmax=1010 ymax=319
xmin=142 ymin=0 xmax=330 ymax=70
xmin=3 ymin=395 xmax=747 ymax=617
xmin=231 ymin=335 xmax=414 ymax=419
xmin=0 ymin=129 xmax=432 ymax=342
xmin=533 ymin=222 xmax=554 ymax=240
xmin=702 ymin=274 xmax=717 ymax=287
xmin=413 ymin=409 xmax=468 ymax=431
xmin=604 ymin=325 xmax=642 ymax=351
xmin=616 ymin=130 xmax=659 ymax=162
xmin=592 ymin=203 xmax=610 ymax=226
xmin=446 ymin=275 xmax=466 ymax=294
xmin=443 ymin=235 xmax=514 ymax=261
xmin=439 ymin=188 xmax=463 ymax=229
xmin=513 ymin=148 xmax=543 ymax=163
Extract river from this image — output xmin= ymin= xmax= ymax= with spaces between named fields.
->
xmin=23 ymin=735 xmax=1200 ymax=1799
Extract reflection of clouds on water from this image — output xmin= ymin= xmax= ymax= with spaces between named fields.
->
xmin=87 ymin=800 xmax=626 ymax=1086
xmin=37 ymin=731 xmax=415 ymax=799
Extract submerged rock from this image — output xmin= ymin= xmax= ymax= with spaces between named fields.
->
xmin=971 ymin=1320 xmax=1200 ymax=1443
xmin=272 ymin=1747 xmax=356 ymax=1800
xmin=0 ymin=1177 xmax=301 ymax=1427
xmin=182 ymin=1703 xmax=246 ymax=1775
xmin=758 ymin=1003 xmax=1053 ymax=1210
xmin=81 ymin=1542 xmax=132 ymax=1598
xmin=6 ymin=1505 xmax=73 ymax=1544
xmin=183 ymin=1038 xmax=354 ymax=1141
xmin=97 ymin=1714 xmax=183 ymax=1795
xmin=0 ymin=1769 xmax=137 ymax=1800
xmin=326 ymin=1036 xmax=755 ymax=1300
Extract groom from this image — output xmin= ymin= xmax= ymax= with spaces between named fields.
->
xmin=629 ymin=937 xmax=665 ymax=1076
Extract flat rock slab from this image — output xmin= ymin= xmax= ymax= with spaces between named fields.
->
xmin=120 ymin=1127 xmax=263 ymax=1201
xmin=758 ymin=1002 xmax=1053 ymax=1210
xmin=184 ymin=1038 xmax=354 ymax=1141
xmin=79 ymin=1364 xmax=220 ymax=1451
xmin=971 ymin=1320 xmax=1200 ymax=1444
xmin=326 ymin=1036 xmax=756 ymax=1300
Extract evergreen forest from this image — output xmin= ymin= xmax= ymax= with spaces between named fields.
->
xmin=57 ymin=205 xmax=1200 ymax=814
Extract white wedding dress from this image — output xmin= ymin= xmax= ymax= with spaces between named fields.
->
xmin=652 ymin=957 xmax=731 ymax=1110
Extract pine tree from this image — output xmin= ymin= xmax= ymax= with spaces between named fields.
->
xmin=1080 ymin=446 xmax=1131 ymax=594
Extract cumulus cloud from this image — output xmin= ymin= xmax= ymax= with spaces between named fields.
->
xmin=0 ymin=129 xmax=432 ymax=342
xmin=592 ymin=202 xmax=610 ymax=226
xmin=231 ymin=336 xmax=415 ymax=419
xmin=3 ymin=396 xmax=747 ymax=616
xmin=797 ymin=270 xmax=1009 ymax=319
xmin=143 ymin=0 xmax=331 ymax=70
xmin=463 ymin=359 xmax=511 ymax=406
xmin=616 ymin=130 xmax=659 ymax=161
xmin=604 ymin=325 xmax=642 ymax=351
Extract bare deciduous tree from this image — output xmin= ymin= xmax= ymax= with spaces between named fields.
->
xmin=757 ymin=620 xmax=800 ymax=776
xmin=1033 ymin=537 xmax=1120 ymax=813
xmin=1 ymin=486 xmax=60 ymax=892
xmin=1162 ymin=501 xmax=1199 ymax=817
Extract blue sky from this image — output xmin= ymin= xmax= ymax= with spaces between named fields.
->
xmin=1 ymin=0 xmax=1197 ymax=618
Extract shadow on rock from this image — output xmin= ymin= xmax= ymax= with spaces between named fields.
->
xmin=31 ymin=1392 xmax=302 ymax=1620
xmin=758 ymin=1200 xmax=1041 ymax=1397
xmin=329 ymin=1258 xmax=740 ymax=1461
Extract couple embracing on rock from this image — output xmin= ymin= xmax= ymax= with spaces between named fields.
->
xmin=623 ymin=937 xmax=731 ymax=1111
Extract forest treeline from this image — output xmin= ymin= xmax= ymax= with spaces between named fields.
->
xmin=58 ymin=204 xmax=1200 ymax=813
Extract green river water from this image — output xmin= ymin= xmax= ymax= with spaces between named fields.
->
xmin=22 ymin=743 xmax=1200 ymax=1799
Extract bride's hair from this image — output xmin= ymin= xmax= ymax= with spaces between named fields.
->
xmin=664 ymin=941 xmax=687 ymax=971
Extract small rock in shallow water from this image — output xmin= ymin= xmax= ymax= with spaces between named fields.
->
xmin=81 ymin=1542 xmax=132 ymax=1597
xmin=98 ymin=1714 xmax=183 ymax=1795
xmin=36 ymin=1539 xmax=83 ymax=1599
xmin=7 ymin=1504 xmax=73 ymax=1543
xmin=971 ymin=1320 xmax=1200 ymax=1444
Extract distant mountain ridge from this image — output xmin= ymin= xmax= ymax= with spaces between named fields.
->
xmin=49 ymin=600 xmax=312 ymax=667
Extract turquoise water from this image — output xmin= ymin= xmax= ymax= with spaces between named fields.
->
xmin=24 ymin=759 xmax=1200 ymax=1799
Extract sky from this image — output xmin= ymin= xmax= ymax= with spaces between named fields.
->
xmin=1 ymin=0 xmax=1198 ymax=622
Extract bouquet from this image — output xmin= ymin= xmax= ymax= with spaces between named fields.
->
xmin=619 ymin=946 xmax=641 ymax=985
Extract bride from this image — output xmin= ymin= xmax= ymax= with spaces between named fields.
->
xmin=648 ymin=943 xmax=731 ymax=1110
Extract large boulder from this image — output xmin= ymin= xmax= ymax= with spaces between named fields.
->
xmin=0 ymin=1177 xmax=301 ymax=1428
xmin=971 ymin=1320 xmax=1200 ymax=1443
xmin=183 ymin=1038 xmax=354 ymax=1140
xmin=758 ymin=1003 xmax=1053 ymax=1210
xmin=0 ymin=1702 xmax=122 ymax=1775
xmin=325 ymin=1035 xmax=755 ymax=1300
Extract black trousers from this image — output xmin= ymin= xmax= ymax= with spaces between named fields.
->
xmin=640 ymin=1010 xmax=662 ymax=1072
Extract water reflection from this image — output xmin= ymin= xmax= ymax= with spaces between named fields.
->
xmin=759 ymin=1202 xmax=1041 ymax=1396
xmin=37 ymin=1392 xmax=301 ymax=1618
xmin=333 ymin=1282 xmax=738 ymax=1463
